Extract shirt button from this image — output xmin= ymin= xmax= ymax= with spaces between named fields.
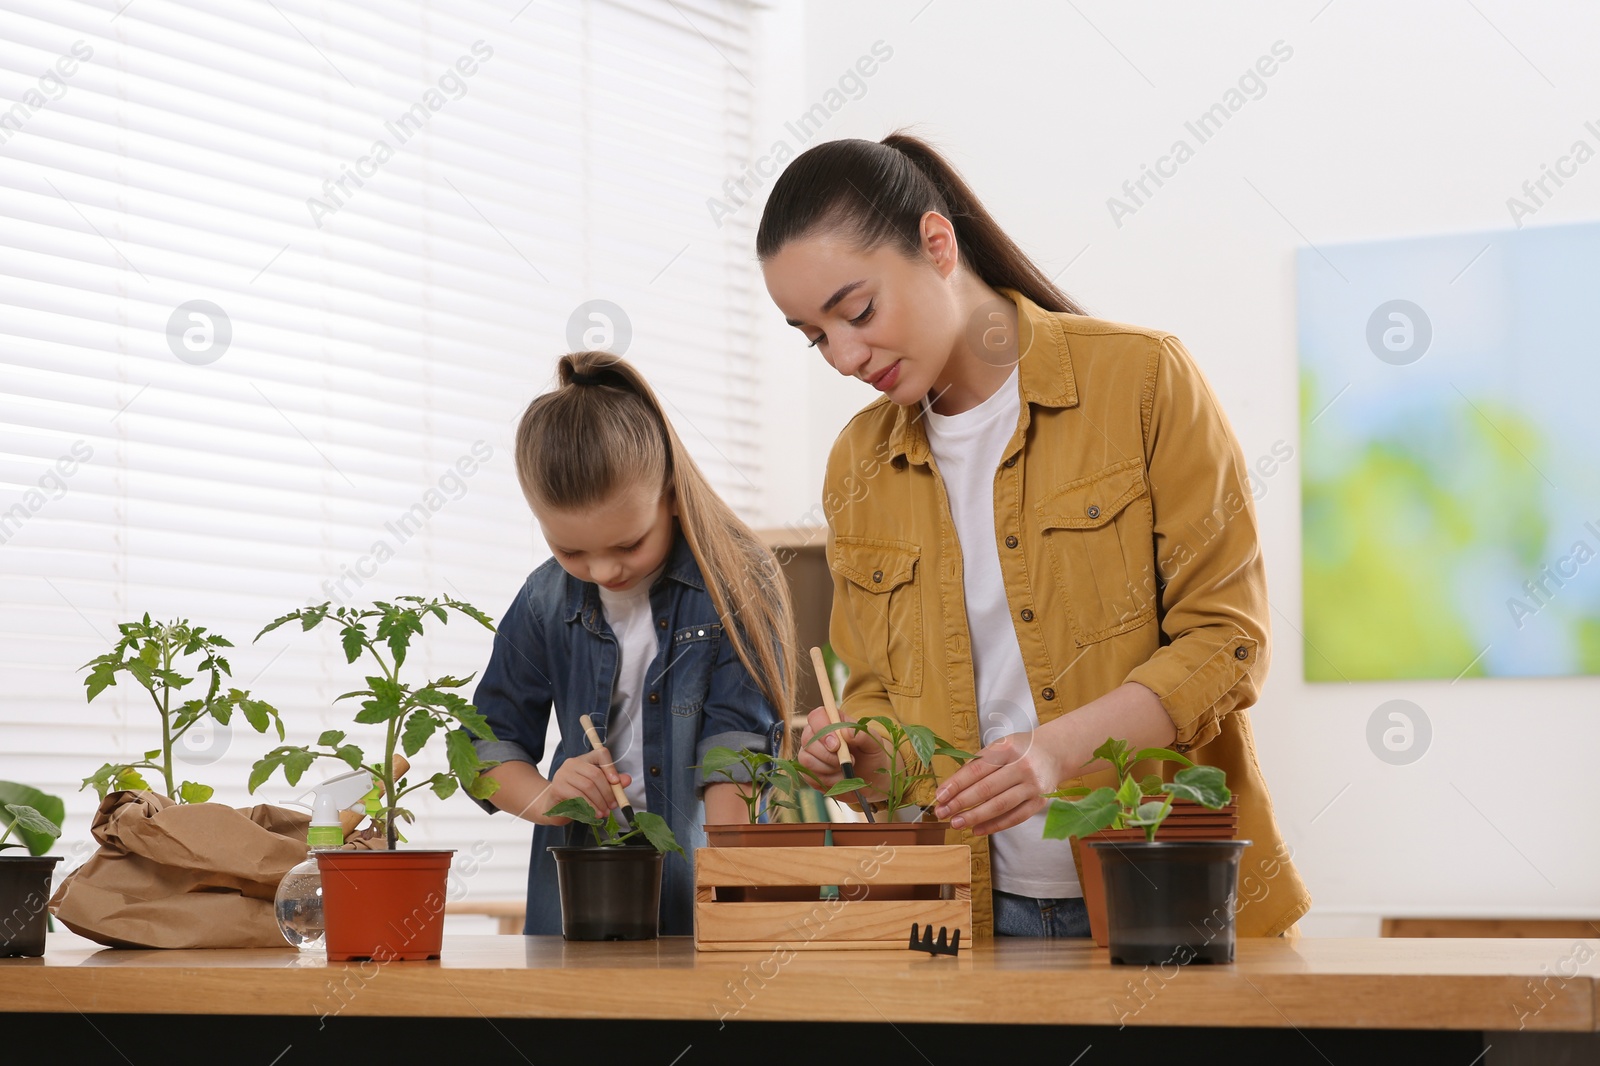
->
xmin=1234 ymin=646 xmax=1248 ymax=660
xmin=1003 ymin=456 xmax=1017 ymax=468
xmin=657 ymin=618 xmax=668 ymax=629
xmin=1041 ymin=687 xmax=1056 ymax=701
xmin=650 ymin=765 xmax=660 ymax=777
xmin=1020 ymin=608 xmax=1034 ymax=622
xmin=1004 ymin=535 xmax=1019 ymax=549
xmin=872 ymin=569 xmax=883 ymax=583
xmin=648 ymin=692 xmax=660 ymax=704
xmin=1086 ymin=505 xmax=1101 ymax=519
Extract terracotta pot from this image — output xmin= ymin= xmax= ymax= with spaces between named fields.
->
xmin=1079 ymin=824 xmax=1236 ymax=947
xmin=703 ymin=823 xmax=823 ymax=901
xmin=703 ymin=822 xmax=829 ymax=848
xmin=315 ymin=849 xmax=453 ymax=961
xmin=0 ymin=855 xmax=62 ymax=958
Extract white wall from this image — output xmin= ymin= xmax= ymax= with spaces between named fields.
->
xmin=768 ymin=0 xmax=1600 ymax=934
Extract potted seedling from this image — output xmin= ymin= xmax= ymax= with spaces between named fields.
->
xmin=79 ymin=615 xmax=286 ymax=803
xmin=813 ymin=714 xmax=973 ymax=844
xmin=544 ymin=797 xmax=684 ymax=941
xmin=249 ymin=596 xmax=501 ymax=961
xmin=0 ymin=784 xmax=65 ymax=957
xmin=700 ymin=747 xmax=828 ymax=846
xmin=1044 ymin=737 xmax=1246 ymax=965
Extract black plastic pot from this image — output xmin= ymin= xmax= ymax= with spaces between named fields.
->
xmin=1089 ymin=839 xmax=1250 ymax=966
xmin=1 ymin=855 xmax=63 ymax=957
xmin=548 ymin=845 xmax=663 ymax=941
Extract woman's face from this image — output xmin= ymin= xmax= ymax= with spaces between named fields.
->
xmin=761 ymin=218 xmax=961 ymax=406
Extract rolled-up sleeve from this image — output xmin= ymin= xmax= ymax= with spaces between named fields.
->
xmin=1122 ymin=334 xmax=1271 ymax=753
xmin=467 ymin=583 xmax=555 ymax=812
xmin=695 ymin=623 xmax=784 ymax=786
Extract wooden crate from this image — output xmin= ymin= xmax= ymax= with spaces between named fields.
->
xmin=694 ymin=844 xmax=971 ymax=952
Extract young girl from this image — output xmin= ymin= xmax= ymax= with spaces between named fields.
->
xmin=470 ymin=351 xmax=796 ymax=936
xmin=758 ymin=133 xmax=1309 ymax=939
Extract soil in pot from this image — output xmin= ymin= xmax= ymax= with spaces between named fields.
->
xmin=1090 ymin=839 xmax=1251 ymax=965
xmin=0 ymin=855 xmax=63 ymax=957
xmin=315 ymin=849 xmax=453 ymax=962
xmin=550 ymin=845 xmax=663 ymax=940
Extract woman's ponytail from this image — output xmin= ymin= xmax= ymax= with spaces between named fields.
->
xmin=756 ymin=130 xmax=1087 ymax=316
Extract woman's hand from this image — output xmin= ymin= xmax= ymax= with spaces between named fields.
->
xmin=933 ymin=727 xmax=1068 ymax=835
xmin=538 ymin=749 xmax=630 ymax=825
xmin=934 ymin=683 xmax=1176 ymax=835
xmin=796 ymin=705 xmax=891 ymax=797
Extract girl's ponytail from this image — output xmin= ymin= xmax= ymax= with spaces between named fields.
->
xmin=515 ymin=351 xmax=798 ymax=728
xmin=756 ymin=131 xmax=1087 ymax=316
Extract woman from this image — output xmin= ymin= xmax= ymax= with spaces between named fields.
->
xmin=757 ymin=132 xmax=1308 ymax=938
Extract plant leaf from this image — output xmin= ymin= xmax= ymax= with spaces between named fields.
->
xmin=401 ymin=710 xmax=439 ymax=757
xmin=1132 ymin=746 xmax=1194 ymax=769
xmin=177 ymin=781 xmax=215 ymax=804
xmin=428 ymin=773 xmax=459 ymax=800
xmin=1042 ymin=787 xmax=1119 ymax=840
xmin=903 ymin=723 xmax=937 ymax=767
xmin=1115 ymin=774 xmax=1144 ymax=810
xmin=632 ymin=811 xmax=684 ymax=856
xmin=824 ymin=778 xmax=868 ymax=797
xmin=340 ymin=624 xmax=366 ymax=664
xmin=1 ymin=803 xmax=62 ymax=844
xmin=1163 ymin=765 xmax=1230 ymax=809
xmin=697 ymin=747 xmax=744 ymax=778
xmin=0 ymin=784 xmax=65 ymax=855
xmin=546 ymin=797 xmax=601 ymax=825
xmin=317 ymin=730 xmax=346 ymax=748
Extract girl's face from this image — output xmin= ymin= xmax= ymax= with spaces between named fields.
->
xmin=761 ymin=217 xmax=962 ymax=406
xmin=535 ymin=482 xmax=676 ymax=592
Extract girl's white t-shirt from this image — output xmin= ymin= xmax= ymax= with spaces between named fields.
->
xmin=597 ymin=563 xmax=666 ymax=813
xmin=922 ymin=368 xmax=1082 ymax=899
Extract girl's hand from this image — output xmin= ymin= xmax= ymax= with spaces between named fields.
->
xmin=933 ymin=727 xmax=1066 ymax=836
xmin=796 ymin=705 xmax=885 ymax=790
xmin=539 ymin=749 xmax=630 ymax=825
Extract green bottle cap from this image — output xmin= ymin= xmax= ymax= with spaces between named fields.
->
xmin=307 ymin=825 xmax=343 ymax=848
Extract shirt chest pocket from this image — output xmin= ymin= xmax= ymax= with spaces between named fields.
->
xmin=1036 ymin=457 xmax=1157 ymax=646
xmin=831 ymin=537 xmax=922 ymax=697
xmin=664 ymin=623 xmax=720 ymax=718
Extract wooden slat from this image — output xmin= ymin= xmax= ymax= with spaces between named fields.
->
xmin=695 ymin=900 xmax=970 ymax=948
xmin=1383 ymin=917 xmax=1600 ymax=938
xmin=693 ymin=845 xmax=970 ymax=888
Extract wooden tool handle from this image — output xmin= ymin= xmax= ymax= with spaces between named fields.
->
xmin=578 ymin=714 xmax=631 ymax=809
xmin=809 ymin=646 xmax=842 ymax=726
xmin=809 ymin=646 xmax=856 ymax=770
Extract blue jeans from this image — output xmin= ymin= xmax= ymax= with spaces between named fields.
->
xmin=993 ymin=890 xmax=1091 ymax=938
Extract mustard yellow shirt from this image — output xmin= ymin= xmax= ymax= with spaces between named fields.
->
xmin=822 ymin=289 xmax=1311 ymax=937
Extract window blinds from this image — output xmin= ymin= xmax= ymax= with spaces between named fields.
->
xmin=0 ymin=0 xmax=760 ymax=909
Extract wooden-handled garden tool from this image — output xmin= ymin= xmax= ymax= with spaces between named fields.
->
xmin=809 ymin=645 xmax=874 ymax=823
xmin=578 ymin=713 xmax=643 ymax=837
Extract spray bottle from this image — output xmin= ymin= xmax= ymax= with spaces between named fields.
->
xmin=275 ymin=766 xmax=374 ymax=951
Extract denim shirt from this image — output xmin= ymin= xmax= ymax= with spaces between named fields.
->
xmin=468 ymin=529 xmax=782 ymax=936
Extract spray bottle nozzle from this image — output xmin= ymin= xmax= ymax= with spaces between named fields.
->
xmin=296 ymin=766 xmax=375 ymax=849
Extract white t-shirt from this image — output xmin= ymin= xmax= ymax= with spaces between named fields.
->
xmin=923 ymin=368 xmax=1081 ymax=899
xmin=597 ymin=564 xmax=665 ymax=813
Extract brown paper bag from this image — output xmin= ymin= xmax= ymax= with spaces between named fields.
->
xmin=48 ymin=790 xmax=330 ymax=949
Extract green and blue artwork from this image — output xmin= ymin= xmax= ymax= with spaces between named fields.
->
xmin=1299 ymin=221 xmax=1600 ymax=680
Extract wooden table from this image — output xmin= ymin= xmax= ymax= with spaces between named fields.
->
xmin=5 ymin=935 xmax=1597 ymax=1063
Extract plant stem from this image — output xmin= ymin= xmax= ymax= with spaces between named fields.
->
xmin=160 ymin=633 xmax=175 ymax=797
